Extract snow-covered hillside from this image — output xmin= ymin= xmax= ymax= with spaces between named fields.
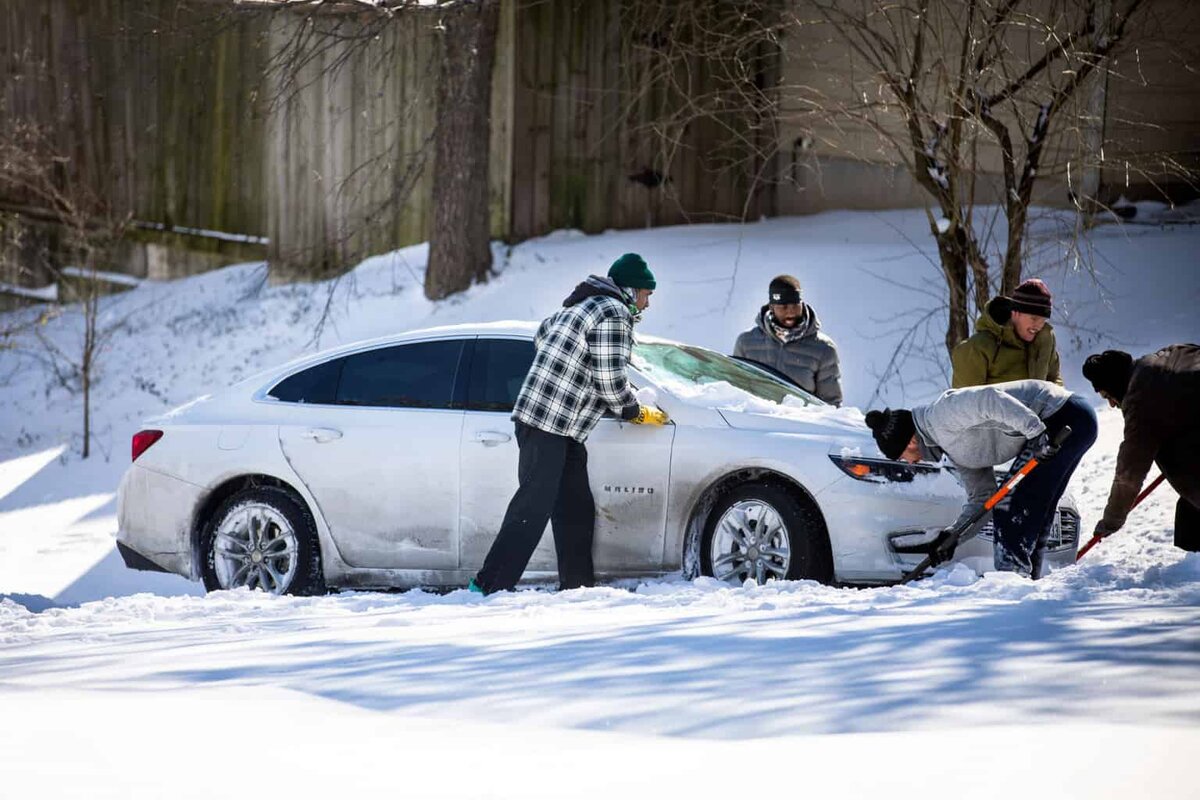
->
xmin=1 ymin=209 xmax=1197 ymax=798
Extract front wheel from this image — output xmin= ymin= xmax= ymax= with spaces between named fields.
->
xmin=700 ymin=483 xmax=832 ymax=585
xmin=200 ymin=486 xmax=324 ymax=595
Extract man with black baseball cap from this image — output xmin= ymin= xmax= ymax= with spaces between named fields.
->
xmin=733 ymin=274 xmax=843 ymax=405
xmin=1082 ymin=344 xmax=1200 ymax=551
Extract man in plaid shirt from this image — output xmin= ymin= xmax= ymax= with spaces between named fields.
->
xmin=471 ymin=253 xmax=669 ymax=594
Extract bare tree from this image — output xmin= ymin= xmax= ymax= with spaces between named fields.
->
xmin=0 ymin=119 xmax=132 ymax=458
xmin=798 ymin=0 xmax=1168 ymax=352
xmin=425 ymin=0 xmax=500 ymax=300
xmin=207 ymin=0 xmax=500 ymax=300
xmin=611 ymin=0 xmax=1196 ymax=357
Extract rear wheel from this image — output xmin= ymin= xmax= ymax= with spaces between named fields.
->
xmin=700 ymin=483 xmax=832 ymax=584
xmin=200 ymin=486 xmax=324 ymax=595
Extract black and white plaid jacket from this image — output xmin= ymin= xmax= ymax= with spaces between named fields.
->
xmin=512 ymin=276 xmax=641 ymax=441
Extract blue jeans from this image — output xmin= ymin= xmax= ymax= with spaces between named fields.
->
xmin=992 ymin=395 xmax=1098 ymax=577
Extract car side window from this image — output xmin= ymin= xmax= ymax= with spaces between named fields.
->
xmin=467 ymin=338 xmax=535 ymax=412
xmin=268 ymin=358 xmax=345 ymax=404
xmin=336 ymin=340 xmax=465 ymax=409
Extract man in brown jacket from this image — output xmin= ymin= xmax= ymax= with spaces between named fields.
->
xmin=951 ymin=278 xmax=1064 ymax=388
xmin=1082 ymin=345 xmax=1200 ymax=551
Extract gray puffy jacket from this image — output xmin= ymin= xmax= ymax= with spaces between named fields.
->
xmin=912 ymin=380 xmax=1072 ymax=529
xmin=733 ymin=305 xmax=843 ymax=405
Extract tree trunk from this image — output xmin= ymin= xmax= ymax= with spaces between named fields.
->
xmin=970 ymin=260 xmax=990 ymax=315
xmin=937 ymin=229 xmax=972 ymax=356
xmin=425 ymin=0 xmax=500 ymax=301
xmin=82 ymin=366 xmax=90 ymax=459
xmin=1000 ymin=203 xmax=1027 ymax=296
xmin=81 ymin=290 xmax=96 ymax=460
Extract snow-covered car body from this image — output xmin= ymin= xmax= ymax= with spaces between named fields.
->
xmin=116 ymin=322 xmax=1080 ymax=591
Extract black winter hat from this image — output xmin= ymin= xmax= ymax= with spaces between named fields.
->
xmin=1082 ymin=350 xmax=1135 ymax=401
xmin=768 ymin=275 xmax=802 ymax=305
xmin=865 ymin=408 xmax=916 ymax=460
xmin=1010 ymin=278 xmax=1053 ymax=318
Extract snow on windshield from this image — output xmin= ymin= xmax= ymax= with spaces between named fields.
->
xmin=633 ymin=341 xmax=865 ymax=426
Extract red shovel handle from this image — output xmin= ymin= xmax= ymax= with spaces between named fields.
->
xmin=1075 ymin=535 xmax=1102 ymax=561
xmin=1076 ymin=474 xmax=1167 ymax=562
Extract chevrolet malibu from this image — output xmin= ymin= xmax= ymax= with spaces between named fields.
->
xmin=116 ymin=322 xmax=1080 ymax=594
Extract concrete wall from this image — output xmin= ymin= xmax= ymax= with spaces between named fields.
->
xmin=772 ymin=0 xmax=1200 ymax=216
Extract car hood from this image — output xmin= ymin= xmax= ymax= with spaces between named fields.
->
xmin=717 ymin=405 xmax=876 ymax=445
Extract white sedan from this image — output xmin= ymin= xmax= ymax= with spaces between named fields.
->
xmin=116 ymin=322 xmax=1080 ymax=594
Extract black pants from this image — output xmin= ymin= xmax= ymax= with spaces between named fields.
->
xmin=992 ymin=395 xmax=1098 ymax=578
xmin=1177 ymin=498 xmax=1200 ymax=552
xmin=474 ymin=422 xmax=596 ymax=593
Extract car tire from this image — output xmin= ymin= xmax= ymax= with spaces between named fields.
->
xmin=200 ymin=485 xmax=325 ymax=596
xmin=700 ymin=482 xmax=833 ymax=585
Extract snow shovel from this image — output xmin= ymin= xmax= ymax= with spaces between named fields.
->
xmin=1075 ymin=473 xmax=1166 ymax=562
xmin=898 ymin=425 xmax=1074 ymax=585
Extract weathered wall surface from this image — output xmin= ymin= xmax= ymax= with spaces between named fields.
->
xmin=6 ymin=0 xmax=1191 ymax=291
xmin=0 ymin=1 xmax=270 ymax=234
xmin=508 ymin=0 xmax=773 ymax=239
xmin=1098 ymin=0 xmax=1200 ymax=202
xmin=0 ymin=0 xmax=271 ymax=281
xmin=1 ymin=0 xmax=771 ymax=285
xmin=773 ymin=0 xmax=1200 ymax=216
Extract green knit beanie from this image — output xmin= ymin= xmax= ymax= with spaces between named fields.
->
xmin=607 ymin=253 xmax=656 ymax=290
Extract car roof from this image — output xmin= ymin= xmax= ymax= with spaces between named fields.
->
xmin=270 ymin=322 xmax=692 ymax=379
xmin=253 ymin=320 xmax=539 ymax=385
xmin=225 ymin=321 xmax=698 ymax=406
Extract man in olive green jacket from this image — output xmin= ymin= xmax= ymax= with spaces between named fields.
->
xmin=951 ymin=278 xmax=1064 ymax=389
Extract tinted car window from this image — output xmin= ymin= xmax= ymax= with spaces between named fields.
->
xmin=269 ymin=358 xmax=344 ymax=404
xmin=336 ymin=340 xmax=465 ymax=409
xmin=468 ymin=338 xmax=535 ymax=412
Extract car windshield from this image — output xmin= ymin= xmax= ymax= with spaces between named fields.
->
xmin=631 ymin=341 xmax=826 ymax=407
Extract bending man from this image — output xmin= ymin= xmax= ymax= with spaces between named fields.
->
xmin=867 ymin=380 xmax=1097 ymax=577
xmin=1082 ymin=346 xmax=1200 ymax=552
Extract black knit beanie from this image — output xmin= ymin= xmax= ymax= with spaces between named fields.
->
xmin=768 ymin=275 xmax=802 ymax=305
xmin=1082 ymin=350 xmax=1135 ymax=401
xmin=865 ymin=408 xmax=916 ymax=460
xmin=1010 ymin=278 xmax=1053 ymax=318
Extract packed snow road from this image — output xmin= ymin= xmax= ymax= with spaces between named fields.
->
xmin=2 ymin=544 xmax=1199 ymax=797
xmin=4 ymin=559 xmax=1199 ymax=738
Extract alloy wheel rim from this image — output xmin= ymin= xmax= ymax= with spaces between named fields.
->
xmin=710 ymin=500 xmax=791 ymax=584
xmin=213 ymin=504 xmax=299 ymax=594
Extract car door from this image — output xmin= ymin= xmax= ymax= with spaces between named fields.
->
xmin=458 ymin=336 xmax=675 ymax=578
xmin=275 ymin=338 xmax=468 ymax=570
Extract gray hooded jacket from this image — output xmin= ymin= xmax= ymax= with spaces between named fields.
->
xmin=912 ymin=380 xmax=1072 ymax=529
xmin=733 ymin=304 xmax=843 ymax=405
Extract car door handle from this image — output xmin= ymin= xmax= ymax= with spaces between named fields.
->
xmin=474 ymin=430 xmax=511 ymax=446
xmin=300 ymin=427 xmax=342 ymax=443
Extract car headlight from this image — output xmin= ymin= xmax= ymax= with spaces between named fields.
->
xmin=828 ymin=454 xmax=941 ymax=484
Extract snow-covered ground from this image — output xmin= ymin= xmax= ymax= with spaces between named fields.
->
xmin=1 ymin=209 xmax=1198 ymax=797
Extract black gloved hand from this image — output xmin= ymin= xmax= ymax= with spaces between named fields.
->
xmin=1093 ymin=519 xmax=1121 ymax=539
xmin=1028 ymin=431 xmax=1060 ymax=461
xmin=928 ymin=528 xmax=958 ymax=567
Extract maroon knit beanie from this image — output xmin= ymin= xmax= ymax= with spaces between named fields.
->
xmin=1010 ymin=278 xmax=1052 ymax=318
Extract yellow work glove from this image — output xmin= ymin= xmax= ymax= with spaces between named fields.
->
xmin=633 ymin=405 xmax=670 ymax=425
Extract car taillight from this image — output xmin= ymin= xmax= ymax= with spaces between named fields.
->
xmin=132 ymin=430 xmax=163 ymax=462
